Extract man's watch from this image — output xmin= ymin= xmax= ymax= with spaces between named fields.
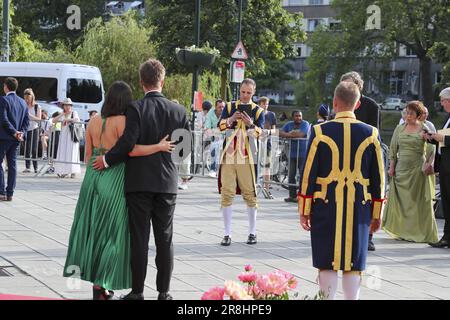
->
xmin=248 ymin=123 xmax=255 ymax=129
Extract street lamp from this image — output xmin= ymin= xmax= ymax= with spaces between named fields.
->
xmin=1 ymin=0 xmax=10 ymax=62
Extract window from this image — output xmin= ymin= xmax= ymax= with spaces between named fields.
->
xmin=388 ymin=71 xmax=404 ymax=96
xmin=67 ymin=78 xmax=102 ymax=104
xmin=309 ymin=0 xmax=324 ymax=4
xmin=405 ymin=47 xmax=416 ymax=57
xmin=435 ymin=72 xmax=442 ymax=84
xmin=308 ymin=19 xmax=323 ymax=32
xmin=0 ymin=76 xmax=58 ymax=102
xmin=296 ymin=46 xmax=302 ymax=57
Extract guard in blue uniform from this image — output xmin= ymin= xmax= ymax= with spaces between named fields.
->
xmin=298 ymin=82 xmax=385 ymax=300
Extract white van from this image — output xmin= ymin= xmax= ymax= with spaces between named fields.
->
xmin=0 ymin=62 xmax=104 ymax=121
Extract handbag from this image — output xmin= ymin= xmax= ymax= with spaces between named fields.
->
xmin=68 ymin=113 xmax=84 ymax=143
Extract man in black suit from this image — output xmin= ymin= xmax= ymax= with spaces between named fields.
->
xmin=426 ymin=87 xmax=450 ymax=248
xmin=92 ymin=59 xmax=190 ymax=299
xmin=340 ymin=71 xmax=381 ymax=251
xmin=0 ymin=77 xmax=29 ymax=202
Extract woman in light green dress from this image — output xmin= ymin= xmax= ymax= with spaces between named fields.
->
xmin=382 ymin=101 xmax=439 ymax=243
xmin=63 ymin=81 xmax=175 ymax=299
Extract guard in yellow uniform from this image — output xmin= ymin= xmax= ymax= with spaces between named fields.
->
xmin=217 ymin=79 xmax=264 ymax=246
xmin=299 ymin=82 xmax=385 ymax=300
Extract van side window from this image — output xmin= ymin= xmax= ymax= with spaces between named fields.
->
xmin=67 ymin=78 xmax=102 ymax=104
xmin=0 ymin=76 xmax=58 ymax=102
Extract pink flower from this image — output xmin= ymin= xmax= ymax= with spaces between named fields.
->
xmin=244 ymin=264 xmax=253 ymax=272
xmin=238 ymin=272 xmax=257 ymax=283
xmin=201 ymin=287 xmax=225 ymax=300
xmin=276 ymin=270 xmax=298 ymax=289
xmin=224 ymin=280 xmax=253 ymax=300
xmin=256 ymin=272 xmax=289 ymax=296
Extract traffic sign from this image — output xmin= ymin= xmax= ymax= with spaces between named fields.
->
xmin=231 ymin=41 xmax=248 ymax=60
xmin=230 ymin=60 xmax=245 ymax=83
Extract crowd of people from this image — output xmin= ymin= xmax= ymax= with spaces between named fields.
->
xmin=1 ymin=63 xmax=449 ymax=301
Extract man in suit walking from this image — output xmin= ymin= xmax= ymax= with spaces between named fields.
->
xmin=0 ymin=77 xmax=29 ymax=202
xmin=92 ymin=59 xmax=190 ymax=299
xmin=427 ymin=87 xmax=450 ymax=248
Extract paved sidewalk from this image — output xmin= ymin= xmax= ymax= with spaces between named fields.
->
xmin=0 ymin=163 xmax=449 ymax=300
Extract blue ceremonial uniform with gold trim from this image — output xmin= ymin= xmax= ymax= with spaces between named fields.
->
xmin=298 ymin=111 xmax=385 ymax=272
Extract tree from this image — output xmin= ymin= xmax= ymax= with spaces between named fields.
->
xmin=430 ymin=42 xmax=450 ymax=88
xmin=1 ymin=0 xmax=47 ymax=61
xmin=303 ymin=0 xmax=450 ymax=115
xmin=75 ymin=13 xmax=155 ymax=98
xmin=146 ymin=0 xmax=306 ymax=99
xmin=13 ymin=0 xmax=106 ymax=48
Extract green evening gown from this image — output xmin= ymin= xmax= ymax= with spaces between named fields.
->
xmin=63 ymin=119 xmax=131 ymax=290
xmin=382 ymin=124 xmax=439 ymax=243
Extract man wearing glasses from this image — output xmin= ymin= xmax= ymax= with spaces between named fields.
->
xmin=425 ymin=87 xmax=450 ymax=248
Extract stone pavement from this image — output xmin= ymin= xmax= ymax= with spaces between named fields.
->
xmin=0 ymin=162 xmax=449 ymax=300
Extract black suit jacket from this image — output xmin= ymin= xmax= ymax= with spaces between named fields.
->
xmin=105 ymin=92 xmax=190 ymax=194
xmin=355 ymin=95 xmax=380 ymax=129
xmin=431 ymin=115 xmax=450 ymax=175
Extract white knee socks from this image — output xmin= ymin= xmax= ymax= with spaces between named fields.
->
xmin=222 ymin=206 xmax=233 ymax=237
xmin=318 ymin=270 xmax=338 ymax=300
xmin=247 ymin=207 xmax=257 ymax=235
xmin=342 ymin=272 xmax=361 ymax=300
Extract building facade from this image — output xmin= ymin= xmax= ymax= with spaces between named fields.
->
xmin=259 ymin=0 xmax=443 ymax=108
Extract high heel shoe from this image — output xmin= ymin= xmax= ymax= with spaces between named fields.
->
xmin=93 ymin=285 xmax=117 ymax=300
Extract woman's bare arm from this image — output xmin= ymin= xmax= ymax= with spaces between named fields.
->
xmin=129 ymin=135 xmax=175 ymax=157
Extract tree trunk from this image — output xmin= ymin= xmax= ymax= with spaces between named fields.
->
xmin=420 ymin=56 xmax=435 ymax=116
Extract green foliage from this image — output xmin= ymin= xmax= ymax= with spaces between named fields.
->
xmin=13 ymin=0 xmax=106 ymax=48
xmin=0 ymin=0 xmax=47 ymax=62
xmin=163 ymin=71 xmax=222 ymax=114
xmin=300 ymin=0 xmax=450 ymax=115
xmin=147 ymin=0 xmax=306 ymax=94
xmin=74 ymin=13 xmax=155 ymax=98
xmin=429 ymin=42 xmax=450 ymax=88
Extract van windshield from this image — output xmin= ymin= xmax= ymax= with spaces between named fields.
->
xmin=67 ymin=78 xmax=102 ymax=104
xmin=0 ymin=76 xmax=58 ymax=102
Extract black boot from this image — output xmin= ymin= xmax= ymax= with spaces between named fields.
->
xmin=368 ymin=234 xmax=375 ymax=251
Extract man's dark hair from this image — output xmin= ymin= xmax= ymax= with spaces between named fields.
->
xmin=215 ymin=99 xmax=224 ymax=106
xmin=139 ymin=58 xmax=166 ymax=88
xmin=291 ymin=110 xmax=302 ymax=118
xmin=88 ymin=110 xmax=98 ymax=117
xmin=101 ymin=81 xmax=133 ymax=118
xmin=4 ymin=77 xmax=18 ymax=92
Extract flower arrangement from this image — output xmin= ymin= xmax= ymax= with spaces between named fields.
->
xmin=175 ymin=41 xmax=221 ymax=57
xmin=201 ymin=265 xmax=299 ymax=300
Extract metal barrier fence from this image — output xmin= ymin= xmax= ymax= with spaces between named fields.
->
xmin=15 ymin=119 xmax=86 ymax=177
xmin=13 ymin=123 xmax=392 ymax=201
xmin=14 ymin=122 xmax=308 ymax=193
xmin=176 ymin=129 xmax=309 ymax=198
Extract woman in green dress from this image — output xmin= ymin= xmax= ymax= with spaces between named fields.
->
xmin=63 ymin=81 xmax=175 ymax=300
xmin=382 ymin=100 xmax=439 ymax=243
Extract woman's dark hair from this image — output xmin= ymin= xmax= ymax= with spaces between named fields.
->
xmin=101 ymin=81 xmax=133 ymax=117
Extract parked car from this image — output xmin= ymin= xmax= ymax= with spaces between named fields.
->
xmin=381 ymin=98 xmax=407 ymax=110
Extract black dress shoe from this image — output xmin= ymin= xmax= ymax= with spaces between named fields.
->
xmin=368 ymin=239 xmax=376 ymax=251
xmin=220 ymin=236 xmax=231 ymax=246
xmin=247 ymin=234 xmax=257 ymax=245
xmin=157 ymin=292 xmax=173 ymax=300
xmin=429 ymin=237 xmax=450 ymax=248
xmin=0 ymin=195 xmax=11 ymax=201
xmin=120 ymin=291 xmax=144 ymax=300
xmin=284 ymin=197 xmax=297 ymax=203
